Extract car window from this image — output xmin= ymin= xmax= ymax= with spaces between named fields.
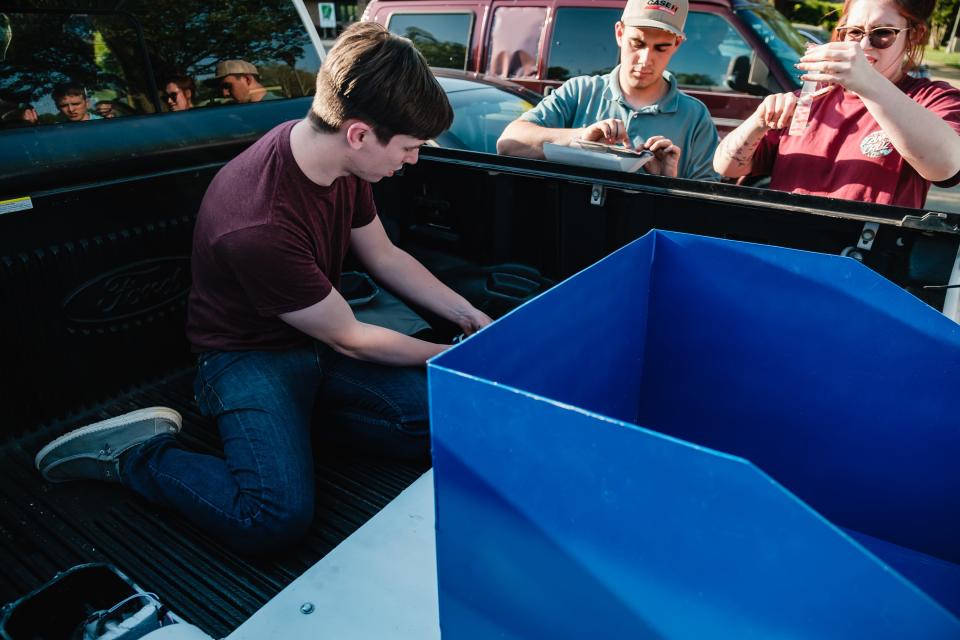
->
xmin=0 ymin=11 xmax=151 ymax=126
xmin=145 ymin=0 xmax=319 ymax=108
xmin=441 ymin=85 xmax=536 ymax=153
xmin=0 ymin=1 xmax=319 ymax=129
xmin=737 ymin=6 xmax=806 ymax=86
xmin=387 ymin=13 xmax=472 ymax=70
xmin=487 ymin=7 xmax=547 ymax=80
xmin=546 ymin=8 xmax=620 ymax=81
xmin=669 ymin=12 xmax=751 ymax=90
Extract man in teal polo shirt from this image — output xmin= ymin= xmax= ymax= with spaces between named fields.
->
xmin=496 ymin=0 xmax=719 ymax=181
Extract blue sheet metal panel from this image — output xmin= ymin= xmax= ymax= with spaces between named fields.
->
xmin=433 ymin=230 xmax=655 ymax=426
xmin=636 ymin=233 xmax=960 ymax=564
xmin=429 ymin=367 xmax=960 ymax=639
xmin=429 ymin=230 xmax=960 ymax=638
xmin=844 ymin=529 xmax=960 ymax=619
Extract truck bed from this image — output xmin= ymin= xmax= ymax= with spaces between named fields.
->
xmin=3 ymin=120 xmax=959 ymax=637
xmin=0 ymin=368 xmax=427 ymax=638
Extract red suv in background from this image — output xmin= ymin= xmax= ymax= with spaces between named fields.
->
xmin=362 ymin=0 xmax=808 ymax=135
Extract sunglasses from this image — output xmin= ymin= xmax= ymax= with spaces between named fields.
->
xmin=164 ymin=92 xmax=181 ymax=101
xmin=835 ymin=26 xmax=910 ymax=49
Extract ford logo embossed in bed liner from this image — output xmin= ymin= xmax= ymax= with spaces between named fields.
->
xmin=62 ymin=257 xmax=190 ymax=326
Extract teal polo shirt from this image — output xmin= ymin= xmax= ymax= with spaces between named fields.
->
xmin=521 ymin=66 xmax=719 ymax=181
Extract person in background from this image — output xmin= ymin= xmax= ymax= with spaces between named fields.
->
xmin=212 ymin=60 xmax=282 ymax=104
xmin=20 ymin=103 xmax=37 ymax=124
xmin=35 ymin=22 xmax=492 ymax=554
xmin=1 ymin=101 xmax=37 ymax=127
xmin=164 ymin=75 xmax=196 ymax=111
xmin=713 ymin=0 xmax=960 ymax=208
xmin=496 ymin=0 xmax=719 ymax=180
xmin=95 ymin=100 xmax=116 ymax=118
xmin=52 ymin=83 xmax=99 ymax=122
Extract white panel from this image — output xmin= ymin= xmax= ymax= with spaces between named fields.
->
xmin=228 ymin=471 xmax=439 ymax=640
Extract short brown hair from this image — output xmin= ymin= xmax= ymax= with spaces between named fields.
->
xmin=52 ymin=82 xmax=87 ymax=102
xmin=310 ymin=22 xmax=453 ymax=143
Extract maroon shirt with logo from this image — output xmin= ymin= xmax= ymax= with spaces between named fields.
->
xmin=187 ymin=120 xmax=377 ymax=352
xmin=751 ymin=77 xmax=960 ymax=208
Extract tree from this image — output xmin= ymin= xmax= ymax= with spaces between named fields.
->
xmin=933 ymin=0 xmax=959 ymax=47
xmin=402 ymin=26 xmax=467 ymax=69
xmin=0 ymin=0 xmax=310 ymax=110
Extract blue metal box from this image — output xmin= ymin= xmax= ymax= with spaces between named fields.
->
xmin=429 ymin=230 xmax=960 ymax=639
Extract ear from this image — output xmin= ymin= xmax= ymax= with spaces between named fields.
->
xmin=615 ymin=20 xmax=625 ymax=46
xmin=344 ymin=121 xmax=373 ymax=149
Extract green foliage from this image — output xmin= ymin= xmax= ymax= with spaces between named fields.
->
xmin=789 ymin=0 xmax=959 ymax=38
xmin=402 ymin=27 xmax=467 ymax=69
xmin=0 ymin=0 xmax=310 ymax=108
xmin=934 ymin=0 xmax=959 ymax=45
xmin=785 ymin=0 xmax=843 ymax=31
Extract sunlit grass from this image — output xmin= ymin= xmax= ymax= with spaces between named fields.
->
xmin=924 ymin=47 xmax=960 ymax=69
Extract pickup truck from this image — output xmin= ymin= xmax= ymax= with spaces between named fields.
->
xmin=1 ymin=0 xmax=959 ymax=637
xmin=364 ymin=0 xmax=808 ymax=133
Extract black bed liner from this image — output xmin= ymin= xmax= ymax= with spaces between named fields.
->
xmin=0 ymin=368 xmax=427 ymax=639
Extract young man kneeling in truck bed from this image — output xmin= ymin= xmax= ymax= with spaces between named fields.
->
xmin=496 ymin=0 xmax=719 ymax=181
xmin=34 ymin=22 xmax=492 ymax=554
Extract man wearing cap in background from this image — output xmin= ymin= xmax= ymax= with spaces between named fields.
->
xmin=213 ymin=59 xmax=283 ymax=104
xmin=496 ymin=0 xmax=718 ymax=180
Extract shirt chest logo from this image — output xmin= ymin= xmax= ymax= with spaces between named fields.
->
xmin=860 ymin=131 xmax=893 ymax=158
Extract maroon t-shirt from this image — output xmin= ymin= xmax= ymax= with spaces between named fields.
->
xmin=187 ymin=120 xmax=377 ymax=352
xmin=751 ymin=77 xmax=960 ymax=208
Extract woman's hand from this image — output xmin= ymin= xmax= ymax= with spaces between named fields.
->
xmin=579 ymin=118 xmax=634 ymax=148
xmin=795 ymin=42 xmax=881 ymax=96
xmin=752 ymin=92 xmax=800 ymax=131
xmin=714 ymin=93 xmax=798 ymax=177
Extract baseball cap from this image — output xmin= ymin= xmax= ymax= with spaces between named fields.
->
xmin=621 ymin=0 xmax=688 ymax=38
xmin=212 ymin=60 xmax=259 ymax=80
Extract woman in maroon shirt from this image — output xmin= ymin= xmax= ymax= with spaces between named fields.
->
xmin=713 ymin=0 xmax=960 ymax=208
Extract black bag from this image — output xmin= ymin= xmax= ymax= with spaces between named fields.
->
xmin=0 ymin=563 xmax=176 ymax=640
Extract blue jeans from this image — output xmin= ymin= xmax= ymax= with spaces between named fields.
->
xmin=121 ymin=343 xmax=428 ymax=554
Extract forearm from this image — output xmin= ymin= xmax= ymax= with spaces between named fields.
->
xmin=279 ymin=292 xmax=447 ymax=366
xmin=860 ymin=82 xmax=960 ymax=182
xmin=365 ymin=246 xmax=477 ymax=325
xmin=333 ymin=322 xmax=446 ymax=365
xmin=714 ymin=115 xmax=767 ymax=177
xmin=496 ymin=120 xmax=583 ymax=159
